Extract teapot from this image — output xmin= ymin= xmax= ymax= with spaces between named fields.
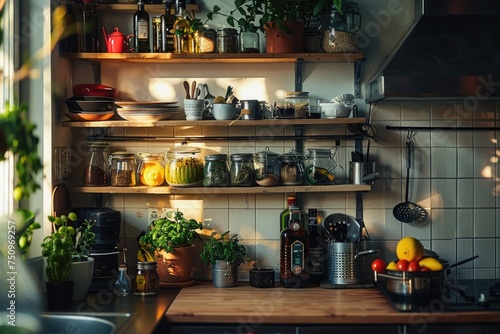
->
xmin=103 ymin=27 xmax=134 ymax=53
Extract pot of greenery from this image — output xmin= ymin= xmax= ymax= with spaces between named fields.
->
xmin=139 ymin=210 xmax=202 ymax=287
xmin=200 ymin=231 xmax=247 ymax=288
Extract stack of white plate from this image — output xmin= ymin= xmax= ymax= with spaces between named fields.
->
xmin=116 ymin=101 xmax=179 ymax=121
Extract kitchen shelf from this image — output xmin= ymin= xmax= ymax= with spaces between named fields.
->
xmin=73 ymin=184 xmax=371 ymax=195
xmin=62 ymin=117 xmax=366 ymax=128
xmin=63 ymin=52 xmax=365 ymax=64
xmin=86 ymin=3 xmax=200 ymax=14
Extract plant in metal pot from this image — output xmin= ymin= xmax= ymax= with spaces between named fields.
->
xmin=139 ymin=210 xmax=203 ymax=285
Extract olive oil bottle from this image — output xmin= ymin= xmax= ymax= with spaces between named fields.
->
xmin=133 ymin=1 xmax=151 ymax=52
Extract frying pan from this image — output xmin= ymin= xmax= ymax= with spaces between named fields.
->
xmin=393 ymin=131 xmax=428 ymax=224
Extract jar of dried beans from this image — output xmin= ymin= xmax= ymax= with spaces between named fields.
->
xmin=109 ymin=152 xmax=137 ymax=187
xmin=83 ymin=141 xmax=109 ymax=186
xmin=278 ymin=150 xmax=305 ymax=185
xmin=320 ymin=1 xmax=361 ymax=53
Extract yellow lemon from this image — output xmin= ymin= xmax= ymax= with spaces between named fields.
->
xmin=386 ymin=261 xmax=398 ymax=271
xmin=213 ymin=96 xmax=226 ymax=104
xmin=396 ymin=236 xmax=424 ymax=262
xmin=140 ymin=163 xmax=165 ymax=186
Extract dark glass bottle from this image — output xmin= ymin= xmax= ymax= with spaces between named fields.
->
xmin=80 ymin=0 xmax=99 ymax=52
xmin=161 ymin=1 xmax=175 ymax=52
xmin=307 ymin=209 xmax=325 ymax=284
xmin=134 ymin=1 xmax=151 ymax=53
xmin=280 ymin=209 xmax=309 ymax=288
xmin=279 ymin=195 xmax=297 ymax=232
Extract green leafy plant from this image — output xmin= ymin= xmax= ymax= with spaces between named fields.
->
xmin=14 ymin=209 xmax=41 ymax=261
xmin=200 ymin=231 xmax=247 ymax=266
xmin=72 ymin=219 xmax=96 ymax=262
xmin=139 ymin=210 xmax=203 ymax=254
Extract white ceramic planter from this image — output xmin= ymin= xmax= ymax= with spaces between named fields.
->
xmin=69 ymin=257 xmax=94 ymax=301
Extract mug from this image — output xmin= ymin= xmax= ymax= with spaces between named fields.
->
xmin=184 ymin=99 xmax=205 ymax=120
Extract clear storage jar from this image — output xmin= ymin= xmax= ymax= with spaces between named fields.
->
xmin=165 ymin=146 xmax=203 ymax=187
xmin=254 ymin=147 xmax=280 ymax=187
xmin=137 ymin=152 xmax=165 ymax=186
xmin=285 ymin=92 xmax=310 ymax=118
xmin=304 ymin=148 xmax=336 ymax=185
xmin=320 ymin=1 xmax=362 ymax=53
xmin=278 ymin=150 xmax=305 ymax=185
xmin=239 ymin=27 xmax=259 ymax=53
xmin=217 ymin=28 xmax=238 ymax=53
xmin=109 ymin=152 xmax=137 ymax=187
xmin=83 ymin=141 xmax=109 ymax=186
xmin=230 ymin=153 xmax=255 ymax=186
xmin=203 ymin=154 xmax=230 ymax=187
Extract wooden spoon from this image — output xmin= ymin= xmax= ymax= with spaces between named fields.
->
xmin=183 ymin=81 xmax=190 ymax=99
xmin=191 ymin=80 xmax=196 ymax=100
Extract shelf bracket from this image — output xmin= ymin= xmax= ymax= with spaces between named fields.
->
xmin=353 ymin=60 xmax=363 ymax=98
xmin=295 ymin=59 xmax=303 ymax=92
xmin=91 ymin=62 xmax=101 ymax=84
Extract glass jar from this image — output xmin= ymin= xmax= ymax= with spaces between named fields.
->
xmin=165 ymin=146 xmax=203 ymax=187
xmin=83 ymin=141 xmax=109 ymax=186
xmin=109 ymin=152 xmax=137 ymax=187
xmin=253 ymin=147 xmax=279 ymax=187
xmin=137 ymin=152 xmax=165 ymax=186
xmin=217 ymin=28 xmax=238 ymax=53
xmin=285 ymin=92 xmax=310 ymax=118
xmin=304 ymin=148 xmax=336 ymax=185
xmin=230 ymin=153 xmax=255 ymax=186
xmin=239 ymin=27 xmax=259 ymax=53
xmin=198 ymin=28 xmax=216 ymax=53
xmin=320 ymin=1 xmax=362 ymax=53
xmin=135 ymin=261 xmax=159 ymax=295
xmin=278 ymin=150 xmax=305 ymax=185
xmin=203 ymin=154 xmax=230 ymax=187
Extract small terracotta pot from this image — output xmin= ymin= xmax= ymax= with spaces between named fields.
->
xmin=265 ymin=21 xmax=304 ymax=53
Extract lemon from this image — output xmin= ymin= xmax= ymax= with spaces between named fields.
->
xmin=140 ymin=163 xmax=165 ymax=186
xmin=396 ymin=236 xmax=424 ymax=262
xmin=213 ymin=96 xmax=226 ymax=104
xmin=386 ymin=261 xmax=398 ymax=271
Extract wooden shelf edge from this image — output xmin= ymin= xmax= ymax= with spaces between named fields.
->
xmin=62 ymin=117 xmax=366 ymax=128
xmin=72 ymin=184 xmax=371 ymax=195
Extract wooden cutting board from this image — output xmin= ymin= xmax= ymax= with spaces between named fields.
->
xmin=52 ymin=183 xmax=72 ymax=217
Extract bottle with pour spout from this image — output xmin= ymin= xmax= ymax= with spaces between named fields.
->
xmin=173 ymin=2 xmax=190 ymax=53
xmin=134 ymin=1 xmax=151 ymax=52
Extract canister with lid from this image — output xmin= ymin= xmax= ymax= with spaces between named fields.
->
xmin=83 ymin=141 xmax=110 ymax=186
xmin=278 ymin=150 xmax=305 ymax=185
xmin=134 ymin=261 xmax=159 ymax=295
xmin=203 ymin=154 xmax=230 ymax=187
xmin=304 ymin=148 xmax=336 ymax=185
xmin=285 ymin=92 xmax=310 ymax=118
xmin=230 ymin=153 xmax=255 ymax=186
xmin=109 ymin=152 xmax=137 ymax=187
xmin=217 ymin=28 xmax=238 ymax=53
xmin=137 ymin=152 xmax=165 ymax=186
xmin=254 ymin=147 xmax=280 ymax=187
xmin=165 ymin=146 xmax=203 ymax=187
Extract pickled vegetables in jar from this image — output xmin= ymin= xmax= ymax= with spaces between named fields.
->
xmin=137 ymin=152 xmax=165 ymax=186
xmin=165 ymin=146 xmax=203 ymax=187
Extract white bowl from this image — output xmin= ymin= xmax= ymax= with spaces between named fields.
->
xmin=320 ymin=102 xmax=354 ymax=118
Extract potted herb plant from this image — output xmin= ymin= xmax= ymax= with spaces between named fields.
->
xmin=200 ymin=231 xmax=247 ymax=288
xmin=139 ymin=210 xmax=203 ymax=286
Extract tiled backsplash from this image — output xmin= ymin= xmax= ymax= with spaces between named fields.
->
xmin=71 ymin=101 xmax=500 ymax=281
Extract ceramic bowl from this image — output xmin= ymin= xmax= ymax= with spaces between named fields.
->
xmin=212 ymin=103 xmax=236 ymax=120
xmin=320 ymin=102 xmax=354 ymax=118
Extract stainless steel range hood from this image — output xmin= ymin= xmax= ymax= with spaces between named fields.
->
xmin=364 ymin=0 xmax=500 ymax=102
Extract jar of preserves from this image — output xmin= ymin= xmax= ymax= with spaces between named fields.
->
xmin=165 ymin=146 xmax=203 ymax=187
xmin=253 ymin=147 xmax=279 ymax=187
xmin=137 ymin=152 xmax=165 ymax=186
xmin=203 ymin=154 xmax=230 ymax=187
xmin=230 ymin=153 xmax=255 ymax=186
xmin=304 ymin=148 xmax=336 ymax=185
xmin=278 ymin=150 xmax=305 ymax=185
xmin=83 ymin=141 xmax=109 ymax=186
xmin=217 ymin=28 xmax=238 ymax=53
xmin=109 ymin=152 xmax=137 ymax=187
xmin=135 ymin=261 xmax=159 ymax=295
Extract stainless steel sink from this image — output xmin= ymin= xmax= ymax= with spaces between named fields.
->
xmin=39 ymin=312 xmax=134 ymax=334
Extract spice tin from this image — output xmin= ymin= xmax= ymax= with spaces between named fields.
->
xmin=217 ymin=28 xmax=238 ymax=53
xmin=109 ymin=152 xmax=137 ymax=187
xmin=134 ymin=261 xmax=159 ymax=295
xmin=203 ymin=154 xmax=230 ymax=187
xmin=83 ymin=141 xmax=109 ymax=186
xmin=230 ymin=153 xmax=255 ymax=186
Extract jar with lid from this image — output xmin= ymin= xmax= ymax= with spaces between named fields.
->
xmin=230 ymin=153 xmax=255 ymax=186
xmin=165 ymin=146 xmax=203 ymax=187
xmin=83 ymin=141 xmax=109 ymax=186
xmin=253 ymin=147 xmax=279 ymax=187
xmin=198 ymin=28 xmax=216 ymax=53
xmin=203 ymin=154 xmax=230 ymax=187
xmin=304 ymin=148 xmax=336 ymax=185
xmin=137 ymin=152 xmax=165 ymax=186
xmin=135 ymin=261 xmax=159 ymax=295
xmin=239 ymin=27 xmax=259 ymax=53
xmin=320 ymin=1 xmax=361 ymax=53
xmin=217 ymin=28 xmax=238 ymax=53
xmin=285 ymin=92 xmax=310 ymax=118
xmin=109 ymin=152 xmax=137 ymax=187
xmin=278 ymin=150 xmax=305 ymax=185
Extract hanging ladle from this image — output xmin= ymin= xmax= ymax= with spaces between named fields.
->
xmin=393 ymin=129 xmax=429 ymax=224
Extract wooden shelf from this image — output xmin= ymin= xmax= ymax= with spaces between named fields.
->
xmin=91 ymin=3 xmax=199 ymax=14
xmin=62 ymin=117 xmax=366 ymax=128
xmin=73 ymin=184 xmax=371 ymax=195
xmin=63 ymin=52 xmax=365 ymax=64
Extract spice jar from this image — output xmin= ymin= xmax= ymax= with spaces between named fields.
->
xmin=217 ymin=28 xmax=238 ymax=53
xmin=137 ymin=152 xmax=165 ymax=186
xmin=285 ymin=92 xmax=310 ymax=118
xmin=230 ymin=153 xmax=255 ymax=186
xmin=254 ymin=147 xmax=280 ymax=187
xmin=320 ymin=1 xmax=361 ymax=53
xmin=203 ymin=154 xmax=230 ymax=187
xmin=83 ymin=141 xmax=109 ymax=186
xmin=304 ymin=148 xmax=336 ymax=185
xmin=109 ymin=152 xmax=137 ymax=187
xmin=198 ymin=28 xmax=216 ymax=53
xmin=134 ymin=261 xmax=159 ymax=295
xmin=279 ymin=150 xmax=305 ymax=185
xmin=165 ymin=146 xmax=203 ymax=187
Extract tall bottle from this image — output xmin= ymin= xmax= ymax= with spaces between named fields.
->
xmin=280 ymin=208 xmax=309 ymax=288
xmin=134 ymin=1 xmax=151 ymax=53
xmin=80 ymin=0 xmax=99 ymax=52
xmin=307 ymin=209 xmax=324 ymax=284
xmin=280 ymin=195 xmax=298 ymax=232
xmin=173 ymin=3 xmax=191 ymax=53
xmin=161 ymin=1 xmax=175 ymax=52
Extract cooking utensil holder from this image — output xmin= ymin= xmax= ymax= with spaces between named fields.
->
xmin=327 ymin=241 xmax=378 ymax=285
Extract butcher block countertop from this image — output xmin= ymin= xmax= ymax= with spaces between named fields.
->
xmin=165 ymin=282 xmax=500 ymax=325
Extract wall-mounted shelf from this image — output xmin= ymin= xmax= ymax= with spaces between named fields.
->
xmin=85 ymin=3 xmax=200 ymax=14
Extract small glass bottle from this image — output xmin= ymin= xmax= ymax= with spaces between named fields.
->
xmin=173 ymin=6 xmax=191 ymax=53
xmin=113 ymin=264 xmax=132 ymax=296
xmin=229 ymin=153 xmax=255 ymax=186
xmin=109 ymin=152 xmax=137 ymax=187
xmin=83 ymin=141 xmax=109 ymax=186
xmin=217 ymin=28 xmax=238 ymax=53
xmin=239 ymin=27 xmax=259 ymax=53
xmin=304 ymin=148 xmax=336 ymax=185
xmin=134 ymin=1 xmax=151 ymax=52
xmin=203 ymin=154 xmax=230 ymax=187
xmin=137 ymin=152 xmax=165 ymax=186
xmin=152 ymin=16 xmax=162 ymax=52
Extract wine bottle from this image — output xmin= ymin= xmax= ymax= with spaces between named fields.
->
xmin=161 ymin=1 xmax=175 ymax=52
xmin=134 ymin=1 xmax=151 ymax=53
xmin=307 ymin=209 xmax=325 ymax=284
xmin=279 ymin=195 xmax=299 ymax=232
